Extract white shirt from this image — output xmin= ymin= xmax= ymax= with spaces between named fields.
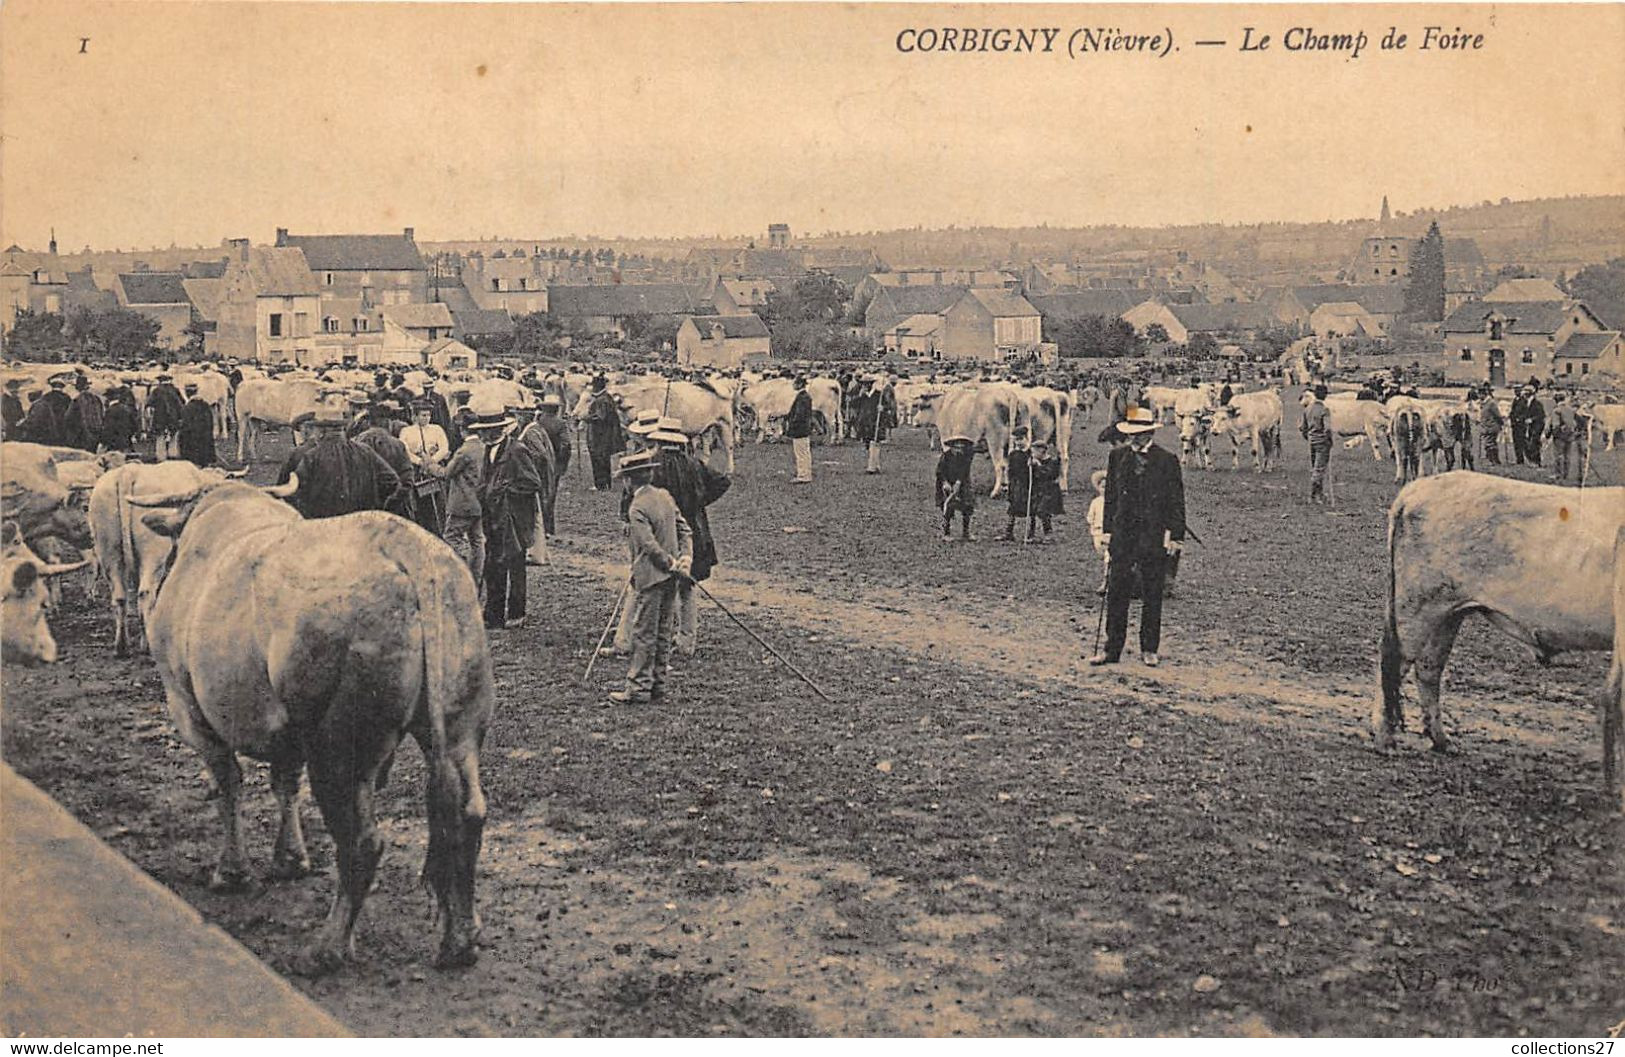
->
xmin=402 ymin=423 xmax=449 ymax=466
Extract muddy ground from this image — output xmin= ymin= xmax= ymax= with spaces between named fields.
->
xmin=4 ymin=388 xmax=1623 ymax=1036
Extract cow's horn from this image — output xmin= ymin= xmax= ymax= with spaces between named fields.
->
xmin=125 ymin=485 xmax=204 ymax=508
xmin=261 ymin=474 xmax=298 ymax=499
xmin=39 ymin=558 xmax=91 ymax=577
xmin=224 ymin=468 xmax=249 ymax=479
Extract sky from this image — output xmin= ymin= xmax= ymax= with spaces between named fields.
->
xmin=2 ymin=2 xmax=1622 ymax=250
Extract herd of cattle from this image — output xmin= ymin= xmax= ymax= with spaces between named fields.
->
xmin=2 ymin=355 xmax=1624 ymax=977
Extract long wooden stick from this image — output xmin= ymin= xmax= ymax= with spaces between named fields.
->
xmin=693 ymin=579 xmax=833 ymax=702
xmin=581 ymin=579 xmax=631 ymax=683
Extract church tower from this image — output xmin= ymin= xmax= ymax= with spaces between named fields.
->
xmin=1379 ymin=196 xmax=1391 ymax=225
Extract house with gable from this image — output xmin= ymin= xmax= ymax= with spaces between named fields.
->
xmin=212 ymin=239 xmax=325 ymax=364
xmin=940 ymin=288 xmax=1043 ymax=362
xmin=116 ymin=272 xmax=195 ymax=348
xmin=1442 ymin=296 xmax=1620 ymax=385
xmin=675 ymin=314 xmax=772 ymax=368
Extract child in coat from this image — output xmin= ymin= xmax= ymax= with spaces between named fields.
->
xmin=936 ymin=437 xmax=976 ymax=541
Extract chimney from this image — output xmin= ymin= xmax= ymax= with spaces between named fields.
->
xmin=227 ymin=237 xmax=251 ymax=263
xmin=275 ymin=228 xmax=289 ymax=247
xmin=403 ymin=227 xmax=415 ymax=242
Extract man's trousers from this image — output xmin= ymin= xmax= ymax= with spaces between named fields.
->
xmin=483 ymin=549 xmax=526 ymax=627
xmin=626 ymin=579 xmax=678 ymax=699
xmin=1103 ymin=548 xmax=1168 ymax=659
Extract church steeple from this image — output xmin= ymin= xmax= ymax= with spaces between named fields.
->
xmin=48 ymin=228 xmax=57 ymax=256
xmin=1379 ymin=196 xmax=1391 ymax=225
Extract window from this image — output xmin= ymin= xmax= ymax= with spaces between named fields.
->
xmin=1564 ymin=363 xmax=1573 ymax=375
xmin=356 ymin=318 xmax=369 ymax=332
xmin=1371 ymin=245 xmax=1380 ymax=257
xmin=325 ymin=273 xmax=335 ymax=286
xmin=1582 ymin=364 xmax=1590 ymax=375
xmin=1460 ymin=349 xmax=1472 ymax=361
xmin=1489 ymin=320 xmax=1503 ymax=340
xmin=324 ymin=316 xmax=339 ymax=333
xmin=492 ymin=278 xmax=502 ymax=291
xmin=294 ymin=312 xmax=309 ymax=336
xmin=519 ymin=278 xmax=529 ymax=291
xmin=1521 ymin=348 xmax=1534 ymax=364
xmin=269 ymin=313 xmax=283 ymax=337
xmin=1390 ymin=268 xmax=1398 ymax=276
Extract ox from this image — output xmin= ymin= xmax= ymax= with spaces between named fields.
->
xmin=1584 ymin=402 xmax=1625 ymax=451
xmin=1178 ymin=408 xmax=1213 ymax=469
xmin=1312 ymin=392 xmax=1390 ymax=459
xmin=1429 ymin=403 xmax=1475 ymax=472
xmin=580 ymin=379 xmax=737 ymax=471
xmin=90 ymin=460 xmax=237 ymax=656
xmin=1075 ymin=383 xmax=1103 ymax=422
xmin=127 ymin=481 xmax=493 ymax=974
xmin=1378 ymin=475 xmax=1625 ymax=804
xmin=0 ymin=522 xmax=90 ymax=666
xmin=1010 ymin=385 xmax=1074 ymax=490
xmin=0 ymin=444 xmax=95 ymax=550
xmin=915 ymin=385 xmax=1020 ymax=494
xmin=1387 ymin=396 xmax=1428 ymax=483
xmin=235 ymin=378 xmax=357 ymax=461
xmin=737 ymin=378 xmax=843 ymax=445
xmin=1142 ymin=385 xmax=1183 ymax=424
xmin=1606 ymin=527 xmax=1625 ymax=811
xmin=1207 ymin=390 xmax=1283 ymax=473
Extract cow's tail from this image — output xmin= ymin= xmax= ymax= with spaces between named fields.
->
xmin=116 ymin=469 xmax=140 ymax=638
xmin=1377 ymin=492 xmax=1408 ymax=745
xmin=410 ymin=532 xmax=467 ymax=913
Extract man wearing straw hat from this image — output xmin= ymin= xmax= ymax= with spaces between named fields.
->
xmin=469 ymin=393 xmax=542 ymax=630
xmin=607 ymin=448 xmax=692 ymax=705
xmin=1087 ymin=405 xmax=1186 ymax=669
xmin=649 ymin=421 xmax=730 ymax=657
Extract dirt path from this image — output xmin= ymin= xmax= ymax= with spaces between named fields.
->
xmin=544 ymin=543 xmax=1590 ymax=756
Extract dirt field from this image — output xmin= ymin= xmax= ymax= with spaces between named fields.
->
xmin=5 ymin=387 xmax=1624 ymax=1037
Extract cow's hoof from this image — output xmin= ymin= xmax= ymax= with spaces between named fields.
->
xmin=435 ymin=941 xmax=480 ymax=971
xmin=291 ymin=945 xmax=347 ymax=978
xmin=1428 ymin=738 xmax=1454 ymax=755
xmin=269 ymin=851 xmax=312 ymax=881
xmin=208 ymin=863 xmax=256 ymax=893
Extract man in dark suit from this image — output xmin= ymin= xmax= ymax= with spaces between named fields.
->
xmin=1088 ymin=405 xmax=1186 ymax=669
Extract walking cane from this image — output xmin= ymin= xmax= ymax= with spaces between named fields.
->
xmin=1022 ymin=456 xmax=1035 ymax=545
xmin=581 ymin=580 xmax=631 ymax=683
xmin=1092 ymin=557 xmax=1109 ymax=656
xmin=692 ymin=579 xmax=834 ymax=702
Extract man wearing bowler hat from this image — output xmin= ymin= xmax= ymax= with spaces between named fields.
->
xmin=1088 ymin=405 xmax=1186 ymax=669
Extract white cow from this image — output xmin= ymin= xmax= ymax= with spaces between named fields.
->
xmin=914 ymin=385 xmax=1021 ymax=494
xmin=234 ymin=378 xmax=358 ymax=461
xmin=1009 ymin=384 xmax=1074 ymax=491
xmin=1304 ymin=391 xmax=1390 ymax=459
xmin=576 ymin=379 xmax=737 ymax=472
xmin=738 ymin=378 xmax=842 ymax=444
xmin=1143 ymin=386 xmax=1184 ymax=424
xmin=1584 ymin=402 xmax=1625 ymax=451
xmin=1380 ymin=475 xmax=1624 ymax=809
xmin=1208 ymin=390 xmax=1283 ymax=472
xmin=89 ymin=460 xmax=241 ymax=656
xmin=1178 ymin=409 xmax=1213 ymax=469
